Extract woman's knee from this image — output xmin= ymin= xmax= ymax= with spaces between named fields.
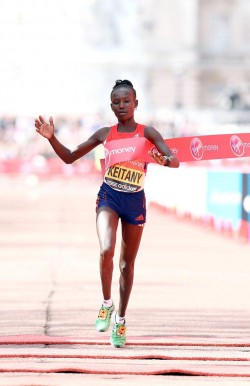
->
xmin=100 ymin=246 xmax=114 ymax=264
xmin=119 ymin=259 xmax=135 ymax=277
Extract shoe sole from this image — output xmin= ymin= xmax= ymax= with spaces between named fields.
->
xmin=110 ymin=338 xmax=126 ymax=348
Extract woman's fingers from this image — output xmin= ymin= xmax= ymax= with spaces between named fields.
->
xmin=35 ymin=116 xmax=53 ymax=127
xmin=35 ymin=119 xmax=41 ymax=128
xmin=148 ymin=150 xmax=165 ymax=165
xmin=148 ymin=150 xmax=161 ymax=158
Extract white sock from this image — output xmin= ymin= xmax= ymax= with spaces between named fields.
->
xmin=115 ymin=313 xmax=125 ymax=325
xmin=102 ymin=298 xmax=113 ymax=308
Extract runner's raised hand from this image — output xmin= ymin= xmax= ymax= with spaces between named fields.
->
xmin=35 ymin=115 xmax=54 ymax=139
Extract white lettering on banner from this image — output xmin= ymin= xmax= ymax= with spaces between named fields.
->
xmin=203 ymin=145 xmax=218 ymax=151
xmin=109 ymin=146 xmax=136 ymax=156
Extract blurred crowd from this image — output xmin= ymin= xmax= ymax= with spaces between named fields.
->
xmin=0 ymin=115 xmax=97 ymax=162
xmin=0 ymin=115 xmax=104 ymax=175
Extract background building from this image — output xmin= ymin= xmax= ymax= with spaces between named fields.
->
xmin=1 ymin=0 xmax=250 ymax=123
xmin=138 ymin=0 xmax=250 ymax=114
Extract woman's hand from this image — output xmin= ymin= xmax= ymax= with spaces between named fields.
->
xmin=35 ymin=115 xmax=54 ymax=140
xmin=148 ymin=149 xmax=171 ymax=166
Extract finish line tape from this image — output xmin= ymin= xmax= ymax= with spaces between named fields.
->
xmin=101 ymin=133 xmax=250 ymax=170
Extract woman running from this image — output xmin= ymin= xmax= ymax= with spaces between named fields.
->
xmin=35 ymin=79 xmax=179 ymax=348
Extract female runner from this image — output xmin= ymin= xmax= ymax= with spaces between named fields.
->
xmin=35 ymin=79 xmax=179 ymax=348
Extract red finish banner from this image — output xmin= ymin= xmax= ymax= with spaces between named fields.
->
xmin=101 ymin=133 xmax=250 ymax=170
xmin=162 ymin=133 xmax=250 ymax=163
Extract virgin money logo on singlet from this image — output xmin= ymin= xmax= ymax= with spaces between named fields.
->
xmin=190 ymin=138 xmax=204 ymax=160
xmin=230 ymin=135 xmax=244 ymax=157
xmin=104 ymin=146 xmax=136 ymax=168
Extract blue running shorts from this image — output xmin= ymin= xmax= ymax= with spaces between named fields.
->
xmin=96 ymin=182 xmax=146 ymax=225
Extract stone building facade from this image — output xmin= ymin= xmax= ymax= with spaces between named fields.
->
xmin=139 ymin=0 xmax=250 ymax=112
xmin=2 ymin=0 xmax=250 ymax=116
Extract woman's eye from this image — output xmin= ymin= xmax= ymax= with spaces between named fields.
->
xmin=112 ymin=99 xmax=131 ymax=105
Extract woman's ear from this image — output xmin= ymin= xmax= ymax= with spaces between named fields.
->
xmin=135 ymin=99 xmax=138 ymax=109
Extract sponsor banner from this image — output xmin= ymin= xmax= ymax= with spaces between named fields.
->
xmin=166 ymin=133 xmax=250 ymax=162
xmin=207 ymin=171 xmax=242 ymax=230
xmin=102 ymin=133 xmax=250 ymax=169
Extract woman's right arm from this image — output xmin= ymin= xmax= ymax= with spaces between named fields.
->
xmin=35 ymin=115 xmax=109 ymax=164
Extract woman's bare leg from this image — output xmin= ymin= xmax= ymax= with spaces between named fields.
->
xmin=118 ymin=222 xmax=144 ymax=317
xmin=96 ymin=207 xmax=119 ymax=300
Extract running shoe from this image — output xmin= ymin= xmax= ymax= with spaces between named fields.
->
xmin=95 ymin=303 xmax=114 ymax=332
xmin=110 ymin=316 xmax=126 ymax=348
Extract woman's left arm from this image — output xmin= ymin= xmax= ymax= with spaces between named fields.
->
xmin=144 ymin=126 xmax=180 ymax=168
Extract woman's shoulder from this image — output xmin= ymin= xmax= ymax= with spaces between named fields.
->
xmin=143 ymin=124 xmax=156 ymax=131
xmin=136 ymin=123 xmax=153 ymax=136
xmin=143 ymin=125 xmax=157 ymax=136
xmin=92 ymin=126 xmax=112 ymax=143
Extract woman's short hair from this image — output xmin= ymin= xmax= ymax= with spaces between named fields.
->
xmin=111 ymin=79 xmax=136 ymax=98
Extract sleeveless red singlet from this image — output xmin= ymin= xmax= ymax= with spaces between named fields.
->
xmin=103 ymin=124 xmax=147 ymax=193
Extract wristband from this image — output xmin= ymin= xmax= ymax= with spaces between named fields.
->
xmin=163 ymin=155 xmax=171 ymax=166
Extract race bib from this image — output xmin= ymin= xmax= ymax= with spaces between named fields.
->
xmin=104 ymin=163 xmax=145 ymax=192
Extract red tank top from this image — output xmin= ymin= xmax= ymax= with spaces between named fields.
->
xmin=103 ymin=124 xmax=147 ymax=193
xmin=104 ymin=123 xmax=146 ymax=142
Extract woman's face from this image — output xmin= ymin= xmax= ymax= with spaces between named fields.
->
xmin=110 ymin=86 xmax=138 ymax=121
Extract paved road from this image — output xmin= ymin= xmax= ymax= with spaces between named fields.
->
xmin=0 ymin=174 xmax=249 ymax=385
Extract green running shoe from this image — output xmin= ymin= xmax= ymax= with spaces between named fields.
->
xmin=110 ymin=318 xmax=126 ymax=348
xmin=95 ymin=303 xmax=114 ymax=332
